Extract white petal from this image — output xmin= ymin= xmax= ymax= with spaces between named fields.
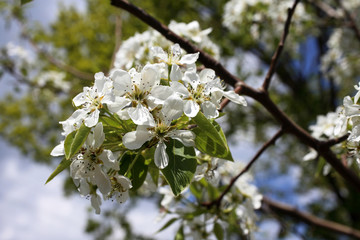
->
xmin=201 ymin=101 xmax=219 ymax=119
xmin=179 ymin=52 xmax=199 ymax=65
xmin=91 ymin=193 xmax=102 ymax=214
xmin=183 ymin=71 xmax=200 ymax=90
xmin=184 ymin=100 xmax=199 ymax=118
xmin=107 ymin=96 xmax=131 ymax=113
xmin=50 ymin=141 xmax=65 ymax=156
xmin=170 ymin=81 xmax=190 ymax=97
xmin=123 ymin=128 xmax=153 ymax=150
xmin=222 ymin=90 xmax=247 ymax=106
xmin=115 ymin=175 xmax=133 ymax=189
xmin=199 ymin=68 xmax=215 ymax=83
xmin=168 ymin=130 xmax=195 ymax=147
xmin=170 ymin=64 xmax=182 ymax=81
xmin=94 ymin=166 xmax=111 ymax=195
xmin=94 ymin=73 xmax=106 ymax=93
xmin=149 ymin=85 xmax=174 ymax=105
xmin=93 ymin=122 xmax=105 ymax=149
xmin=84 ymin=109 xmax=99 ymax=127
xmin=78 ymin=178 xmax=90 ymax=196
xmin=99 ymin=149 xmax=119 ymax=170
xmin=162 ymin=95 xmax=184 ymax=124
xmin=111 ymin=69 xmax=132 ymax=96
xmin=155 ymin=142 xmax=169 ymax=169
xmin=128 ymin=104 xmax=155 ymax=126
xmin=140 ymin=64 xmax=160 ymax=91
xmin=73 ymin=92 xmax=87 ymax=107
xmin=151 ymin=46 xmax=168 ymax=62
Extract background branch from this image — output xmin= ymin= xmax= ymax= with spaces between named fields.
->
xmin=262 ymin=197 xmax=360 ymax=239
xmin=262 ymin=0 xmax=300 ymax=91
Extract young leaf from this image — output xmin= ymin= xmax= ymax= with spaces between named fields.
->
xmin=64 ymin=124 xmax=91 ymax=160
xmin=45 ymin=158 xmax=71 ymax=184
xmin=161 ymin=139 xmax=197 ymax=196
xmin=214 ymin=222 xmax=224 ymax=240
xmin=21 ymin=0 xmax=33 ymax=5
xmin=157 ymin=217 xmax=178 ymax=233
xmin=175 ymin=226 xmax=184 ymax=240
xmin=192 ymin=112 xmax=233 ymax=161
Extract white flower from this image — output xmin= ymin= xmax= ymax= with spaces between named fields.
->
xmin=151 ymin=44 xmax=199 ymax=71
xmin=171 ymin=68 xmax=247 ymax=118
xmin=194 ymin=157 xmax=225 ymax=186
xmin=108 ymin=174 xmax=132 ymax=204
xmin=72 ymin=72 xmax=114 ymax=127
xmin=109 ymin=64 xmax=166 ymax=126
xmin=70 ymin=123 xmax=118 ymax=195
xmin=122 ymin=116 xmax=195 ymax=169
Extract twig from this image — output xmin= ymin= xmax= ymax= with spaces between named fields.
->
xmin=262 ymin=0 xmax=300 ymax=92
xmin=262 ymin=197 xmax=360 ymax=239
xmin=201 ymin=128 xmax=284 ymax=208
xmin=321 ymin=134 xmax=349 ymax=148
xmin=110 ymin=0 xmax=360 ymax=192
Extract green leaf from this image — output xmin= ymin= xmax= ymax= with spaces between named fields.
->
xmin=214 ymin=222 xmax=224 ymax=240
xmin=174 ymin=226 xmax=184 ymax=240
xmin=21 ymin=0 xmax=33 ymax=5
xmin=192 ymin=112 xmax=233 ymax=161
xmin=119 ymin=152 xmax=148 ymax=190
xmin=161 ymin=139 xmax=197 ymax=196
xmin=45 ymin=158 xmax=71 ymax=184
xmin=64 ymin=124 xmax=91 ymax=160
xmin=148 ymin=160 xmax=159 ymax=187
xmin=157 ymin=217 xmax=178 ymax=233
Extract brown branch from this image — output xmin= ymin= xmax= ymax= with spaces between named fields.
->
xmin=262 ymin=0 xmax=300 ymax=92
xmin=202 ymin=128 xmax=284 ymax=208
xmin=262 ymin=197 xmax=360 ymax=239
xmin=110 ymin=0 xmax=360 ymax=192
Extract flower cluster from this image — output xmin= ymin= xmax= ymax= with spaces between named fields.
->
xmin=50 ymin=43 xmax=247 ymax=214
xmin=113 ymin=20 xmax=220 ymax=70
xmin=303 ymin=107 xmax=346 ymax=174
xmin=222 ymin=0 xmax=312 ymax=53
xmin=335 ymin=83 xmax=360 ymax=167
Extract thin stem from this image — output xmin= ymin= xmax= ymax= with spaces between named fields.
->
xmin=202 ymin=128 xmax=284 ymax=208
xmin=262 ymin=0 xmax=300 ymax=92
xmin=124 ymin=149 xmax=143 ymax=177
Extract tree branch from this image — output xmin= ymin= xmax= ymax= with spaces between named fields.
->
xmin=202 ymin=128 xmax=284 ymax=208
xmin=110 ymin=0 xmax=360 ymax=192
xmin=262 ymin=0 xmax=300 ymax=92
xmin=262 ymin=197 xmax=360 ymax=239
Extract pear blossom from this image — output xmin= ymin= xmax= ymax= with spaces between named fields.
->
xmin=108 ymin=174 xmax=132 ymax=204
xmin=151 ymin=44 xmax=199 ymax=71
xmin=69 ymin=123 xmax=119 ymax=196
xmin=122 ymin=113 xmax=196 ymax=169
xmin=108 ymin=64 xmax=168 ymax=126
xmin=71 ymin=72 xmax=114 ymax=127
xmin=171 ymin=68 xmax=247 ymax=118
